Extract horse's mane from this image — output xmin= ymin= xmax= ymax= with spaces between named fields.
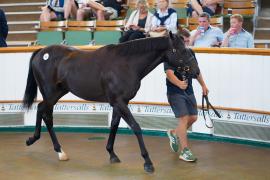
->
xmin=105 ymin=36 xmax=170 ymax=56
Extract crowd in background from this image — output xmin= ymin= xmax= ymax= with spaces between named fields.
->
xmin=0 ymin=0 xmax=254 ymax=48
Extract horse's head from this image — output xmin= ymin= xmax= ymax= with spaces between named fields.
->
xmin=165 ymin=32 xmax=200 ymax=79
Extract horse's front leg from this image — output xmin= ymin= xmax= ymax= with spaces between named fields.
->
xmin=106 ymin=108 xmax=121 ymax=163
xmin=115 ymin=101 xmax=154 ymax=173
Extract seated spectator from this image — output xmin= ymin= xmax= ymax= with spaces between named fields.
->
xmin=64 ymin=0 xmax=113 ymax=21
xmin=40 ymin=0 xmax=65 ymax=22
xmin=187 ymin=0 xmax=223 ymax=17
xmin=0 ymin=8 xmax=8 ymax=47
xmin=77 ymin=0 xmax=107 ymax=20
xmin=221 ymin=14 xmax=254 ymax=48
xmin=119 ymin=0 xmax=153 ymax=43
xmin=101 ymin=0 xmax=123 ymax=19
xmin=189 ymin=12 xmax=223 ymax=47
xmin=151 ymin=0 xmax=178 ymax=35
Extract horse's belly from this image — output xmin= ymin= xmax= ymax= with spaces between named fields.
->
xmin=66 ymin=78 xmax=107 ymax=102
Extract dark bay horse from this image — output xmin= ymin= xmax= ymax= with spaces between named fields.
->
xmin=23 ymin=33 xmax=200 ymax=173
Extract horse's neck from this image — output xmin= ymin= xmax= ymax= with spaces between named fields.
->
xmin=135 ymin=51 xmax=165 ymax=80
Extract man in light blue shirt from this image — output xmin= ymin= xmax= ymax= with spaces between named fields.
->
xmin=189 ymin=12 xmax=223 ymax=47
xmin=221 ymin=14 xmax=254 ymax=48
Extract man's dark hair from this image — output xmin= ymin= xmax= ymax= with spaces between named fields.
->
xmin=199 ymin=12 xmax=211 ymax=21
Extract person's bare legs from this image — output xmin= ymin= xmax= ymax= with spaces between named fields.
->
xmin=87 ymin=0 xmax=106 ymax=11
xmin=96 ymin=10 xmax=105 ymax=20
xmin=86 ymin=0 xmax=106 ymax=20
xmin=76 ymin=8 xmax=86 ymax=20
xmin=175 ymin=115 xmax=189 ymax=149
xmin=172 ymin=115 xmax=197 ymax=150
xmin=40 ymin=6 xmax=57 ymax=22
xmin=64 ymin=0 xmax=78 ymax=19
xmin=190 ymin=0 xmax=203 ymax=17
xmin=187 ymin=115 xmax=197 ymax=129
xmin=192 ymin=11 xmax=199 ymax=18
xmin=77 ymin=6 xmax=104 ymax=20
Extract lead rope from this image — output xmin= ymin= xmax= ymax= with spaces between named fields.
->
xmin=202 ymin=95 xmax=221 ymax=128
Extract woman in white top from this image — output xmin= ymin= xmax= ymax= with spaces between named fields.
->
xmin=151 ymin=0 xmax=178 ymax=34
xmin=119 ymin=0 xmax=153 ymax=43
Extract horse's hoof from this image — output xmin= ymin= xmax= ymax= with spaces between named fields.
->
xmin=110 ymin=156 xmax=121 ymax=163
xmin=26 ymin=139 xmax=31 ymax=146
xmin=26 ymin=138 xmax=34 ymax=146
xmin=144 ymin=163 xmax=155 ymax=173
xmin=58 ymin=149 xmax=69 ymax=161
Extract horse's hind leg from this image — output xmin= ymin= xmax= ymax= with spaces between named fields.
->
xmin=114 ymin=100 xmax=154 ymax=173
xmin=26 ymin=102 xmax=45 ymax=146
xmin=106 ymin=108 xmax=121 ymax=163
xmin=43 ymin=104 xmax=68 ymax=161
xmin=27 ymin=87 xmax=68 ymax=161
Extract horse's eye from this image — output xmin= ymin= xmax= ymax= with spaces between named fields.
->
xmin=172 ymin=49 xmax=176 ymax=53
xmin=184 ymin=66 xmax=190 ymax=71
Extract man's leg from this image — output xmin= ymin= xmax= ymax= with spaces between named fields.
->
xmin=187 ymin=115 xmax=197 ymax=128
xmin=176 ymin=115 xmax=198 ymax=162
xmin=175 ymin=115 xmax=189 ymax=150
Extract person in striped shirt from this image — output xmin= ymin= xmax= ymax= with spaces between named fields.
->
xmin=40 ymin=0 xmax=65 ymax=22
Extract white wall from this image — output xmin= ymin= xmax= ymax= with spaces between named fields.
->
xmin=0 ymin=50 xmax=269 ymax=134
xmin=2 ymin=52 xmax=269 ymax=111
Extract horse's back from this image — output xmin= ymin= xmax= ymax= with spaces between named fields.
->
xmin=32 ymin=45 xmax=110 ymax=102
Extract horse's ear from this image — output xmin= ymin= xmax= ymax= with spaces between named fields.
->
xmin=169 ymin=31 xmax=174 ymax=39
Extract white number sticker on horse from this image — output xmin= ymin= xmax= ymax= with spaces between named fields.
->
xmin=43 ymin=53 xmax=49 ymax=61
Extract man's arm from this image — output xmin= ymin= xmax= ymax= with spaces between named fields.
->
xmin=189 ymin=29 xmax=201 ymax=46
xmin=196 ymin=73 xmax=209 ymax=95
xmin=166 ymin=69 xmax=188 ymax=90
xmin=221 ymin=33 xmax=230 ymax=47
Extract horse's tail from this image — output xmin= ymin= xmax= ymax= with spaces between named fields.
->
xmin=23 ymin=49 xmax=41 ymax=109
